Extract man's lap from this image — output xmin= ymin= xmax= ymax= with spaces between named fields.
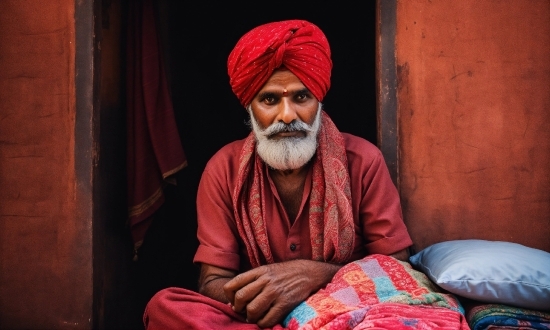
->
xmin=143 ymin=287 xmax=285 ymax=330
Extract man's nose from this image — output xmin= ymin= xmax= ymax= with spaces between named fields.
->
xmin=277 ymin=98 xmax=298 ymax=124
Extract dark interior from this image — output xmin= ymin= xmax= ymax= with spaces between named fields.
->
xmin=126 ymin=2 xmax=377 ymax=328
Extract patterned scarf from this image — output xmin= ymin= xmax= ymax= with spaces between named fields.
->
xmin=232 ymin=111 xmax=355 ymax=268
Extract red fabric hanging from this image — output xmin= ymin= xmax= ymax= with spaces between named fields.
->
xmin=126 ymin=0 xmax=187 ymax=259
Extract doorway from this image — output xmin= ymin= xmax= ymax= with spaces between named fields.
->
xmin=116 ymin=2 xmax=378 ymax=328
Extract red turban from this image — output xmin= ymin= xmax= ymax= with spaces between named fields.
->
xmin=227 ymin=20 xmax=332 ymax=107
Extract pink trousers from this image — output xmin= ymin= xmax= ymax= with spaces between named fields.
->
xmin=143 ymin=287 xmax=286 ymax=330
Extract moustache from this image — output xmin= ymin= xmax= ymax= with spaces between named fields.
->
xmin=264 ymin=121 xmax=313 ymax=138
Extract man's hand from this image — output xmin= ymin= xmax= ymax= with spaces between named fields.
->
xmin=223 ymin=259 xmax=340 ymax=328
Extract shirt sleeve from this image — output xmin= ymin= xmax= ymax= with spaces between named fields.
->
xmin=193 ymin=145 xmax=243 ymax=271
xmin=348 ymin=136 xmax=413 ymax=255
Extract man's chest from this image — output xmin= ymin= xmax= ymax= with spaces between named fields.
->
xmin=275 ymin=184 xmax=304 ymax=222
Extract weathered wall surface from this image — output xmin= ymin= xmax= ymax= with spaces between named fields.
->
xmin=396 ymin=1 xmax=550 ymax=253
xmin=0 ymin=1 xmax=93 ymax=329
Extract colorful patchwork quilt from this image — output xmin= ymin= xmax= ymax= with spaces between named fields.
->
xmin=467 ymin=304 xmax=550 ymax=330
xmin=283 ymin=254 xmax=470 ymax=329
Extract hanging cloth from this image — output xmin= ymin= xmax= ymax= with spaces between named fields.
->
xmin=126 ymin=0 xmax=187 ymax=260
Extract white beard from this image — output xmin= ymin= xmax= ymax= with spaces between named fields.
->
xmin=247 ymin=103 xmax=322 ymax=171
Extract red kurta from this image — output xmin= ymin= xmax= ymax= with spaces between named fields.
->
xmin=194 ymin=133 xmax=412 ymax=271
xmin=143 ymin=133 xmax=413 ymax=330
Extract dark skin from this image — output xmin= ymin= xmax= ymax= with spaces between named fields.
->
xmin=198 ymin=70 xmax=410 ymax=327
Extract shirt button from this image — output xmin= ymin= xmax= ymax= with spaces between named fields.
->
xmin=290 ymin=243 xmax=296 ymax=251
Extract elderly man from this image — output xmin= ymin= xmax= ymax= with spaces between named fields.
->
xmin=143 ymin=19 xmax=413 ymax=329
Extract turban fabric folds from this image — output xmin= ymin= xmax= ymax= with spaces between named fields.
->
xmin=227 ymin=20 xmax=332 ymax=107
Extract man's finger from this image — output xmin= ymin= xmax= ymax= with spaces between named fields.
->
xmin=256 ymin=301 xmax=288 ymax=328
xmin=230 ymin=278 xmax=266 ymax=314
xmin=245 ymin=290 xmax=277 ymax=325
xmin=223 ymin=267 xmax=263 ymax=304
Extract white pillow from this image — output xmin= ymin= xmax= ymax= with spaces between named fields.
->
xmin=409 ymin=239 xmax=550 ymax=311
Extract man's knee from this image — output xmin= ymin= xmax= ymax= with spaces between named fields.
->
xmin=143 ymin=287 xmax=184 ymax=328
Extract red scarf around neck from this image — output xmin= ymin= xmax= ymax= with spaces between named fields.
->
xmin=232 ymin=111 xmax=355 ymax=268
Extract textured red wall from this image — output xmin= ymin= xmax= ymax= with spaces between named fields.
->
xmin=0 ymin=1 xmax=93 ymax=328
xmin=396 ymin=1 xmax=550 ymax=253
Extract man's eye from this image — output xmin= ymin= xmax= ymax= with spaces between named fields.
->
xmin=264 ymin=96 xmax=277 ymax=104
xmin=296 ymin=93 xmax=309 ymax=101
